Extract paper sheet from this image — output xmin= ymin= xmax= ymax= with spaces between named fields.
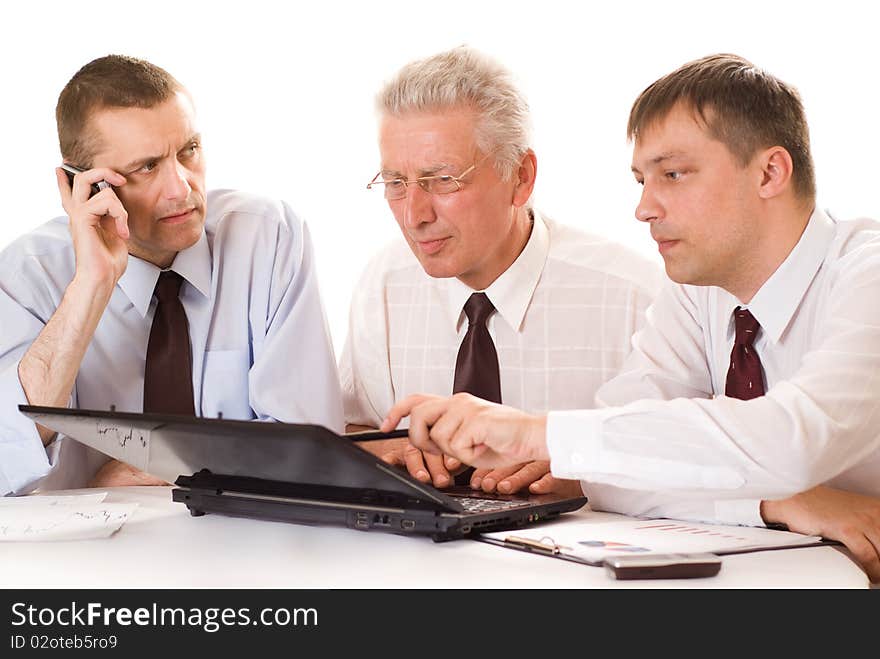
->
xmin=0 ymin=493 xmax=138 ymax=542
xmin=482 ymin=516 xmax=824 ymax=562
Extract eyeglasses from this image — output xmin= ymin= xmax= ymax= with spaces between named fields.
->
xmin=366 ymin=155 xmax=490 ymax=200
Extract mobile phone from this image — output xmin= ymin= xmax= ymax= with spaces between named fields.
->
xmin=604 ymin=553 xmax=722 ymax=580
xmin=60 ymin=163 xmax=111 ymax=198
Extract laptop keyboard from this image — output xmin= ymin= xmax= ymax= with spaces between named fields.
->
xmin=454 ymin=496 xmax=532 ymax=513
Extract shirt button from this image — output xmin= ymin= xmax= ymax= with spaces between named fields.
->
xmin=570 ymin=453 xmax=584 ymax=466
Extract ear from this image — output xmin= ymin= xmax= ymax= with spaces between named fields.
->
xmin=757 ymin=146 xmax=794 ymax=200
xmin=512 ymin=149 xmax=538 ymax=208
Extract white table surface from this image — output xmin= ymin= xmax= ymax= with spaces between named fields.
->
xmin=1 ymin=486 xmax=868 ymax=589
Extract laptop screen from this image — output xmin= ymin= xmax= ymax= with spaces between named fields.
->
xmin=18 ymin=405 xmax=459 ymax=510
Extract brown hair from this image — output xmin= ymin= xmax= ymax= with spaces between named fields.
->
xmin=56 ymin=54 xmax=183 ymax=166
xmin=627 ymin=54 xmax=815 ymax=200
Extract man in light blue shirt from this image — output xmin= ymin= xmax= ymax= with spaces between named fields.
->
xmin=0 ymin=55 xmax=343 ymax=496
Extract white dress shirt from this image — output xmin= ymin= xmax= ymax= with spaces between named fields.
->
xmin=548 ymin=208 xmax=880 ymax=526
xmin=0 ymin=189 xmax=344 ymax=495
xmin=340 ymin=212 xmax=662 ymax=428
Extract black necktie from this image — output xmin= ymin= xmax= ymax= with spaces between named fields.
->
xmin=725 ymin=306 xmax=765 ymax=400
xmin=452 ymin=293 xmax=501 ymax=484
xmin=143 ymin=271 xmax=196 ymax=415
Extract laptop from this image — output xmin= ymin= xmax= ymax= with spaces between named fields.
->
xmin=19 ymin=405 xmax=587 ymax=542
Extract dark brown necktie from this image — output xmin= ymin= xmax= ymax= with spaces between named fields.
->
xmin=725 ymin=306 xmax=765 ymax=400
xmin=453 ymin=293 xmax=502 ymax=403
xmin=143 ymin=271 xmax=196 ymax=415
xmin=452 ymin=293 xmax=501 ymax=485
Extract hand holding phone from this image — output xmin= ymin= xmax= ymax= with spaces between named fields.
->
xmin=55 ymin=163 xmax=128 ymax=239
xmin=55 ymin=162 xmax=131 ymax=289
xmin=604 ymin=553 xmax=722 ymax=580
xmin=60 ymin=163 xmax=112 ymax=198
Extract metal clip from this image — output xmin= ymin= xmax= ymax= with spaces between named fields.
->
xmin=503 ymin=535 xmax=568 ymax=555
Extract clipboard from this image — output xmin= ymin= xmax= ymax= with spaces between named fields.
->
xmin=478 ymin=534 xmax=605 ymax=567
xmin=477 ymin=526 xmax=842 ymax=569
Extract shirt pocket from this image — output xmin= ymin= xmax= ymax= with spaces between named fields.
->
xmin=201 ymin=349 xmax=254 ymax=420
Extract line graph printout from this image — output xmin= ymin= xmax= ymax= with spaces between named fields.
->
xmin=482 ymin=516 xmax=824 ymax=562
xmin=0 ymin=493 xmax=138 ymax=542
xmin=94 ymin=421 xmax=151 ymax=471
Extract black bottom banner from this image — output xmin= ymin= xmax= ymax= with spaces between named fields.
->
xmin=0 ymin=588 xmax=872 ymax=652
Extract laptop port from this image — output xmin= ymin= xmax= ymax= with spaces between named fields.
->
xmin=401 ymin=519 xmax=416 ymax=530
xmin=372 ymin=514 xmax=391 ymax=526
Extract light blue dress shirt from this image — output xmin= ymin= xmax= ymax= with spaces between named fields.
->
xmin=0 ymin=189 xmax=344 ymax=495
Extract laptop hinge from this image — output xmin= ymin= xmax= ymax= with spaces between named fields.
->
xmin=175 ymin=469 xmax=454 ymax=511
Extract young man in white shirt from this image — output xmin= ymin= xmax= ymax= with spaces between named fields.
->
xmin=383 ymin=54 xmax=880 ymax=582
xmin=0 ymin=55 xmax=343 ymax=495
xmin=341 ymin=46 xmax=661 ymax=495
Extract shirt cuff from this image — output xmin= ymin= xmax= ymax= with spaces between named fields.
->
xmin=0 ymin=363 xmax=52 ymax=495
xmin=713 ymin=499 xmax=766 ymax=527
xmin=545 ymin=409 xmax=608 ymax=479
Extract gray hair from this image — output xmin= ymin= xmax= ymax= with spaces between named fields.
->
xmin=377 ymin=46 xmax=532 ymax=181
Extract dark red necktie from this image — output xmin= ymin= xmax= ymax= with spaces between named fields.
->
xmin=143 ymin=271 xmax=196 ymax=415
xmin=452 ymin=293 xmax=501 ymax=485
xmin=725 ymin=306 xmax=765 ymax=400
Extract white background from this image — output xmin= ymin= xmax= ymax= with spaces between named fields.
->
xmin=2 ymin=0 xmax=878 ymax=354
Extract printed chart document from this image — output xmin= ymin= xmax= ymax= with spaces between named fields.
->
xmin=481 ymin=514 xmax=827 ymax=566
xmin=0 ymin=493 xmax=137 ymax=542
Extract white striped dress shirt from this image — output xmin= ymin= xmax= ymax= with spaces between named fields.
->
xmin=340 ymin=212 xmax=662 ymax=428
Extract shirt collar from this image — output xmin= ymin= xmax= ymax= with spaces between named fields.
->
xmin=727 ymin=207 xmax=835 ymax=344
xmin=444 ymin=210 xmax=550 ymax=333
xmin=116 ymin=230 xmax=212 ymax=318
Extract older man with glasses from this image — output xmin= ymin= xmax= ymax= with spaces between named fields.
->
xmin=341 ymin=46 xmax=662 ymax=496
